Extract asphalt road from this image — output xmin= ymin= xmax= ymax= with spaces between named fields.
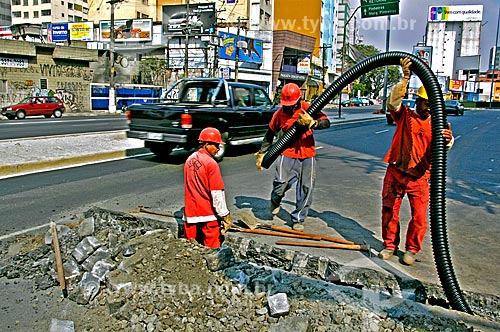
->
xmin=0 ymin=115 xmax=127 ymax=140
xmin=1 ymin=109 xmax=499 ymax=297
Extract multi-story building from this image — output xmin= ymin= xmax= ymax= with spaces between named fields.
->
xmin=11 ymin=0 xmax=88 ymax=25
xmin=489 ymin=46 xmax=500 ymax=71
xmin=425 ymin=4 xmax=483 ymax=100
xmin=0 ymin=0 xmax=11 ymax=26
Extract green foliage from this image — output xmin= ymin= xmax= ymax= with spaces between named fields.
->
xmin=138 ymin=58 xmax=169 ymax=86
xmin=349 ymin=44 xmax=402 ymax=98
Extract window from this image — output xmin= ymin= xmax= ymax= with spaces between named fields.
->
xmin=12 ymin=11 xmax=21 ymax=18
xmin=33 ymin=0 xmax=38 ymax=4
xmin=41 ymin=9 xmax=51 ymax=15
xmin=23 ymin=0 xmax=28 ymax=5
xmin=67 ymin=3 xmax=72 ymax=9
xmin=33 ymin=11 xmax=39 ymax=18
xmin=0 ymin=80 xmax=7 ymax=93
xmin=142 ymin=13 xmax=148 ymax=18
xmin=136 ymin=11 xmax=141 ymax=18
xmin=12 ymin=0 xmax=20 ymax=5
xmin=41 ymin=0 xmax=50 ymax=3
xmin=61 ymin=13 xmax=64 ymax=17
xmin=40 ymin=78 xmax=47 ymax=89
xmin=68 ymin=15 xmax=73 ymax=21
xmin=23 ymin=11 xmax=28 ymax=18
xmin=141 ymin=0 xmax=147 ymax=4
xmin=74 ymin=3 xmax=82 ymax=11
xmin=254 ymin=89 xmax=271 ymax=106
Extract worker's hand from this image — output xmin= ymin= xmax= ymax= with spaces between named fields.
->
xmin=255 ymin=152 xmax=264 ymax=171
xmin=443 ymin=123 xmax=454 ymax=150
xmin=220 ymin=214 xmax=232 ymax=235
xmin=400 ymin=58 xmax=412 ymax=81
xmin=296 ymin=111 xmax=317 ymax=129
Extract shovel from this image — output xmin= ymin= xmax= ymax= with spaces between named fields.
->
xmin=229 ymin=225 xmax=322 ymax=241
xmin=237 ymin=211 xmax=356 ymax=245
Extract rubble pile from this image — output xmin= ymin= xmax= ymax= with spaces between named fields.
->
xmin=0 ymin=210 xmax=488 ymax=331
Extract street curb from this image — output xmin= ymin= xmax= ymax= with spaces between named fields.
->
xmin=0 ymin=150 xmax=130 ymax=178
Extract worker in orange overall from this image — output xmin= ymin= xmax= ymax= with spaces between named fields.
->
xmin=184 ymin=127 xmax=232 ymax=248
xmin=379 ymin=58 xmax=454 ymax=265
xmin=255 ymin=83 xmax=330 ymax=232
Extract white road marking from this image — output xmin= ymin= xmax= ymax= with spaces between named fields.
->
xmin=375 ymin=129 xmax=389 ymax=134
xmin=0 ymin=222 xmax=51 ymax=241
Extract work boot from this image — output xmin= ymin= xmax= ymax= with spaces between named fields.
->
xmin=292 ymin=223 xmax=304 ymax=231
xmin=270 ymin=202 xmax=280 ymax=215
xmin=403 ymin=251 xmax=417 ymax=265
xmin=378 ymin=248 xmax=395 ymax=260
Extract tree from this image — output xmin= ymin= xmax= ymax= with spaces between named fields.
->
xmin=349 ymin=44 xmax=402 ymax=98
xmin=138 ymin=58 xmax=169 ymax=86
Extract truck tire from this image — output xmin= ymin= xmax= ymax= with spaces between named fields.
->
xmin=148 ymin=142 xmax=174 ymax=159
xmin=213 ymin=132 xmax=229 ymax=162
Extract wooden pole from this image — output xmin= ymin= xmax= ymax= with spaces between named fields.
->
xmin=50 ymin=222 xmax=67 ymax=298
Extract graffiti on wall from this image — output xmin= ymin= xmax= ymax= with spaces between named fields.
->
xmin=0 ymin=64 xmax=93 ymax=112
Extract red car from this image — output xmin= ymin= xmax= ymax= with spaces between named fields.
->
xmin=1 ymin=96 xmax=65 ymax=119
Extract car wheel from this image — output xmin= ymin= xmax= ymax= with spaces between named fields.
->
xmin=213 ymin=132 xmax=229 ymax=162
xmin=53 ymin=109 xmax=63 ymax=118
xmin=16 ymin=110 xmax=26 ymax=119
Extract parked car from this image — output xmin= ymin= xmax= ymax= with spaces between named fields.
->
xmin=359 ymin=97 xmax=373 ymax=105
xmin=444 ymin=100 xmax=465 ymax=116
xmin=1 ymin=96 xmax=65 ymax=120
xmin=386 ymin=99 xmax=415 ymax=125
xmin=341 ymin=97 xmax=364 ymax=107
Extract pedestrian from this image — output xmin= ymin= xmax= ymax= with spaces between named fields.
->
xmin=255 ymin=83 xmax=331 ymax=231
xmin=379 ymin=58 xmax=454 ymax=265
xmin=183 ymin=127 xmax=232 ymax=248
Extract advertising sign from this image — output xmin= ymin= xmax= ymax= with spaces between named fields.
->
xmin=297 ymin=55 xmax=310 ymax=74
xmin=412 ymin=46 xmax=432 ymax=67
xmin=48 ymin=23 xmax=69 ymax=43
xmin=100 ymin=18 xmax=152 ymax=42
xmin=162 ymin=3 xmax=216 ymax=36
xmin=428 ymin=5 xmax=483 ymax=22
xmin=0 ymin=26 xmax=12 ymax=39
xmin=218 ymin=31 xmax=263 ymax=64
xmin=449 ymin=79 xmax=464 ymax=91
xmin=69 ymin=22 xmax=94 ymax=41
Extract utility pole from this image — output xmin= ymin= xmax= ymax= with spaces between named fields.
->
xmin=235 ymin=17 xmax=241 ymax=82
xmin=107 ymin=0 xmax=123 ymax=113
xmin=338 ymin=5 xmax=360 ymax=119
xmin=489 ymin=5 xmax=500 ymax=108
xmin=381 ymin=15 xmax=391 ymax=115
xmin=184 ymin=0 xmax=190 ymax=78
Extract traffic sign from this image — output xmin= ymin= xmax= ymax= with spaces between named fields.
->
xmin=361 ymin=0 xmax=399 ymax=18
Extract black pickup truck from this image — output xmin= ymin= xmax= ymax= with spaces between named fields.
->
xmin=125 ymin=78 xmax=278 ymax=161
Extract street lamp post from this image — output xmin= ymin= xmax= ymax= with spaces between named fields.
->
xmin=184 ymin=0 xmax=190 ymax=78
xmin=107 ymin=0 xmax=123 ymax=113
xmin=338 ymin=5 xmax=360 ymax=119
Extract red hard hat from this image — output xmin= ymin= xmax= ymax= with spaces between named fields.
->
xmin=199 ymin=127 xmax=224 ymax=144
xmin=280 ymin=83 xmax=301 ymax=106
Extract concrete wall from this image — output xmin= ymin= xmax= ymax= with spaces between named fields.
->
xmin=0 ymin=39 xmax=98 ymax=112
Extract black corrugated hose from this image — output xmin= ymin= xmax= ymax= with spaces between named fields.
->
xmin=262 ymin=51 xmax=473 ymax=314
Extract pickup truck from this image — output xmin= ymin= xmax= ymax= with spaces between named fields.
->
xmin=125 ymin=78 xmax=278 ymax=161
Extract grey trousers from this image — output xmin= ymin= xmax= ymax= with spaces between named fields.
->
xmin=271 ymin=155 xmax=316 ymax=223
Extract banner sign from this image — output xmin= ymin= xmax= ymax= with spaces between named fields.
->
xmin=100 ymin=18 xmax=152 ymax=42
xmin=412 ymin=46 xmax=432 ymax=68
xmin=0 ymin=57 xmax=28 ymax=68
xmin=48 ymin=23 xmax=68 ymax=43
xmin=428 ymin=5 xmax=483 ymax=22
xmin=297 ymin=55 xmax=310 ymax=74
xmin=69 ymin=22 xmax=94 ymax=41
xmin=449 ymin=79 xmax=464 ymax=91
xmin=162 ymin=3 xmax=216 ymax=36
xmin=218 ymin=31 xmax=263 ymax=64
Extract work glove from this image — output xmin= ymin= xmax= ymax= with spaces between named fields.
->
xmin=220 ymin=214 xmax=232 ymax=235
xmin=255 ymin=152 xmax=264 ymax=171
xmin=296 ymin=111 xmax=317 ymax=129
xmin=401 ymin=58 xmax=412 ymax=81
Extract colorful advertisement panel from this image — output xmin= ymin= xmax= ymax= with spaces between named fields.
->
xmin=48 ymin=23 xmax=69 ymax=43
xmin=218 ymin=31 xmax=263 ymax=64
xmin=69 ymin=22 xmax=94 ymax=41
xmin=100 ymin=18 xmax=152 ymax=42
xmin=428 ymin=5 xmax=483 ymax=22
xmin=412 ymin=46 xmax=432 ymax=67
xmin=162 ymin=3 xmax=216 ymax=36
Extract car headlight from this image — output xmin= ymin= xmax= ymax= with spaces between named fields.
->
xmin=6 ymin=107 xmax=12 ymax=111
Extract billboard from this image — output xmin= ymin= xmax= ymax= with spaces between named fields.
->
xmin=162 ymin=3 xmax=216 ymax=36
xmin=412 ymin=46 xmax=432 ymax=67
xmin=48 ymin=23 xmax=68 ymax=43
xmin=48 ymin=22 xmax=94 ymax=43
xmin=218 ymin=32 xmax=263 ymax=64
xmin=100 ymin=19 xmax=152 ymax=42
xmin=428 ymin=5 xmax=483 ymax=22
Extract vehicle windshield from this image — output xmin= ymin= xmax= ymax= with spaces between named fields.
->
xmin=20 ymin=97 xmax=33 ymax=104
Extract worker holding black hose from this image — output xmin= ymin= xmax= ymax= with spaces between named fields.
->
xmin=379 ymin=58 xmax=454 ymax=265
xmin=254 ymin=83 xmax=330 ymax=232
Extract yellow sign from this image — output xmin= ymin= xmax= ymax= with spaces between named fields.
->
xmin=69 ymin=22 xmax=93 ymax=41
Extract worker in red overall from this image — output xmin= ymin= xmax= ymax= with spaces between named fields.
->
xmin=255 ymin=83 xmax=330 ymax=231
xmin=184 ymin=127 xmax=232 ymax=248
xmin=379 ymin=58 xmax=454 ymax=265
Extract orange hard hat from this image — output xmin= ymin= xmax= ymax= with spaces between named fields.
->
xmin=280 ymin=83 xmax=301 ymax=106
xmin=199 ymin=127 xmax=224 ymax=144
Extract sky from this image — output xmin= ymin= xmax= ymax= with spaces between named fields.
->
xmin=352 ymin=0 xmax=499 ymax=71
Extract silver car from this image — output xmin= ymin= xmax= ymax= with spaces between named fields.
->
xmin=167 ymin=12 xmax=204 ymax=34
